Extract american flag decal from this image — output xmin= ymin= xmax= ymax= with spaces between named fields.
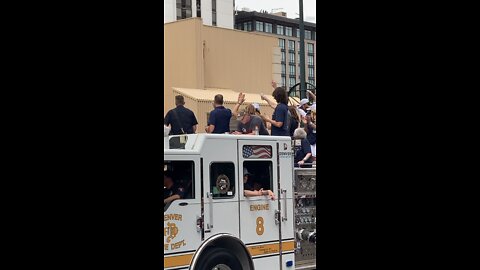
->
xmin=243 ymin=145 xmax=272 ymax=159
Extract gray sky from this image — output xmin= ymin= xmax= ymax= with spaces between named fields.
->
xmin=235 ymin=0 xmax=316 ymax=23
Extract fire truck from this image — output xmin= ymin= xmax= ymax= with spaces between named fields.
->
xmin=164 ymin=126 xmax=316 ymax=270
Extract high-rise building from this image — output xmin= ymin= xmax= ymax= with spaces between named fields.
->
xmin=164 ymin=0 xmax=235 ymax=29
xmin=235 ymin=11 xmax=317 ymax=92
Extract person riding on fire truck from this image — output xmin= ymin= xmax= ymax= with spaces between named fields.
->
xmin=243 ymin=168 xmax=275 ymax=200
xmin=164 ymin=170 xmax=185 ymax=206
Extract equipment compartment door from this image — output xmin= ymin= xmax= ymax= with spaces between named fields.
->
xmin=238 ymin=140 xmax=280 ymax=252
xmin=201 ymin=139 xmax=240 ymax=239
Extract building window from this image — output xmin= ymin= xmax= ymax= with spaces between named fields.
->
xmin=288 ymin=40 xmax=295 ymax=51
xmin=256 ymin=21 xmax=264 ymax=32
xmin=308 ymin=67 xmax=315 ymax=78
xmin=308 ymin=55 xmax=314 ymax=65
xmin=281 ymin=51 xmax=286 ymax=63
xmin=281 ymin=76 xmax=286 ymax=87
xmin=296 ymin=29 xmax=300 ymax=37
xmin=176 ymin=0 xmax=192 ymax=20
xmin=285 ymin=27 xmax=292 ymax=36
xmin=289 ymin=52 xmax=295 ymax=64
xmin=289 ymin=77 xmax=296 ymax=88
xmin=265 ymin=23 xmax=273 ymax=33
xmin=279 ymin=39 xmax=285 ymax=50
xmin=312 ymin=31 xmax=316 ymax=40
xmin=289 ymin=65 xmax=296 ymax=75
xmin=196 ymin=0 xmax=201 ymax=17
xmin=277 ymin=25 xmax=284 ymax=35
xmin=308 ymin=79 xmax=315 ymax=86
xmin=307 ymin=43 xmax=314 ymax=54
xmin=281 ymin=64 xmax=286 ymax=75
xmin=212 ymin=0 xmax=217 ymax=26
xmin=305 ymin=30 xmax=312 ymax=40
xmin=243 ymin=22 xmax=252 ymax=31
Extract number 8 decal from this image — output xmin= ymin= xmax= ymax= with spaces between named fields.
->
xmin=256 ymin=217 xmax=264 ymax=235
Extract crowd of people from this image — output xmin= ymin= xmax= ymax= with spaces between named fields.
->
xmin=164 ymin=82 xmax=317 ymax=167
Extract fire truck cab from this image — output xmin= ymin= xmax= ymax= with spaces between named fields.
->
xmin=164 ymin=127 xmax=296 ymax=270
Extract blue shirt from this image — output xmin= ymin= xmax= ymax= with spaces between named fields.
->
xmin=208 ymin=106 xmax=232 ymax=134
xmin=271 ymin=103 xmax=290 ymax=136
xmin=164 ymin=105 xmax=198 ymax=135
xmin=294 ymin=138 xmax=312 ymax=164
xmin=306 ymin=124 xmax=316 ymax=145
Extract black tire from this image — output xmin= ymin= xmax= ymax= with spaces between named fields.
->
xmin=195 ymin=247 xmax=243 ymax=270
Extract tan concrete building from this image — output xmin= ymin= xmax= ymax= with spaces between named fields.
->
xmin=164 ymin=17 xmax=289 ymax=131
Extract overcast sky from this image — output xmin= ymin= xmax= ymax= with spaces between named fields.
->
xmin=235 ymin=0 xmax=316 ymax=23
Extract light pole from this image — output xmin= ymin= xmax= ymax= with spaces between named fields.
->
xmin=299 ymin=0 xmax=306 ymax=99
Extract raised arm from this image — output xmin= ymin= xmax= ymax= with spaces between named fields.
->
xmin=307 ymin=90 xmax=316 ymax=102
xmin=232 ymin=92 xmax=246 ymax=117
xmin=271 ymin=80 xmax=278 ymax=89
xmin=261 ymin=94 xmax=277 ymax=109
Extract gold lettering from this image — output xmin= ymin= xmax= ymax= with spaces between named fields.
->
xmin=170 ymin=240 xmax=186 ymax=250
xmin=249 ymin=204 xmax=270 ymax=211
xmin=164 ymin=244 xmax=169 ymax=250
xmin=164 ymin=214 xmax=183 ymax=221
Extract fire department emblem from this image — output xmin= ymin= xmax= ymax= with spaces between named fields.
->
xmin=165 ymin=222 xmax=178 ymax=243
xmin=216 ymin=174 xmax=230 ymax=194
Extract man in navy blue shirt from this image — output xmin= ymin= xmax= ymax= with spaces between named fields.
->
xmin=164 ymin=95 xmax=198 ymax=135
xmin=206 ymin=94 xmax=232 ymax=134
xmin=260 ymin=87 xmax=290 ymax=136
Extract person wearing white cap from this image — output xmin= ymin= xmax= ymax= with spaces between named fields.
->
xmin=243 ymin=168 xmax=275 ymax=200
xmin=297 ymin=98 xmax=310 ymax=117
xmin=252 ymin=103 xmax=260 ymax=113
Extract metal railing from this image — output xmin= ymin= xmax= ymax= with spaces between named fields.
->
xmin=288 ymin=82 xmax=316 ymax=106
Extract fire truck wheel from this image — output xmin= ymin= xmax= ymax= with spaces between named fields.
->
xmin=195 ymin=247 xmax=243 ymax=270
